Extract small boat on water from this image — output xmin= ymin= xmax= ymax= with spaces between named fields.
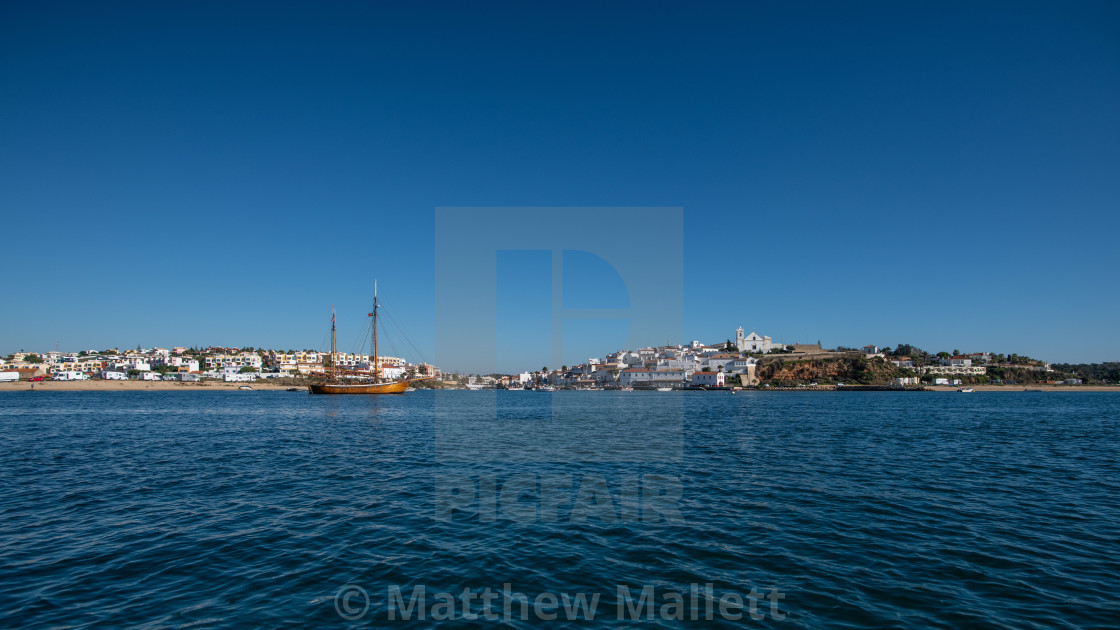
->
xmin=308 ymin=281 xmax=415 ymax=395
xmin=958 ymin=387 xmax=974 ymax=393
xmin=238 ymin=385 xmax=253 ymax=391
xmin=657 ymin=387 xmax=672 ymax=392
xmin=621 ymin=387 xmax=634 ymax=392
xmin=537 ymin=385 xmax=556 ymax=392
xmin=1024 ymin=388 xmax=1043 ymax=392
xmin=286 ymin=387 xmax=301 ymax=392
xmin=311 ymin=380 xmax=409 ymax=395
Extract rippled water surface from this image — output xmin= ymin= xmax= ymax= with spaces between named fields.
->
xmin=1 ymin=391 xmax=1118 ymax=628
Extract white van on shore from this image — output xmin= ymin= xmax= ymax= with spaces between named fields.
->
xmin=0 ymin=371 xmax=19 ymax=383
xmin=54 ymin=370 xmax=90 ymax=381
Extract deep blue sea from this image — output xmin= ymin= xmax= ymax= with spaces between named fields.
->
xmin=1 ymin=390 xmax=1118 ymax=628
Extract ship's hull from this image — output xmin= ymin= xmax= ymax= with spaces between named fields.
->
xmin=308 ymin=380 xmax=410 ymax=395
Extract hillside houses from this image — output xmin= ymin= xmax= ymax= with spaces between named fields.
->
xmin=516 ymin=332 xmax=1057 ymax=390
xmin=524 ymin=327 xmax=776 ymax=389
xmin=0 ymin=345 xmax=436 ymax=382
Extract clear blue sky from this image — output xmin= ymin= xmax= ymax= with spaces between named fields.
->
xmin=2 ymin=1 xmax=1118 ymax=371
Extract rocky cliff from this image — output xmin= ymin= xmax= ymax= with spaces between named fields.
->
xmin=757 ymin=356 xmax=902 ymax=385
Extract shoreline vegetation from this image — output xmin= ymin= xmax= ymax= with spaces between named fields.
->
xmin=2 ymin=381 xmax=1118 ymax=393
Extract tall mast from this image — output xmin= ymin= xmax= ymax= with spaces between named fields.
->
xmin=374 ymin=280 xmax=380 ymax=381
xmin=330 ymin=305 xmax=336 ymax=377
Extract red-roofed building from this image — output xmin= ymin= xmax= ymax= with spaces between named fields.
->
xmin=691 ymin=371 xmax=726 ymax=388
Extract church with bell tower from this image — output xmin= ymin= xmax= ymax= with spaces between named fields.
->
xmin=736 ymin=326 xmax=775 ymax=354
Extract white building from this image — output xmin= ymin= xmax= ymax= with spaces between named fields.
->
xmin=736 ymin=327 xmax=775 ymax=354
xmin=657 ymin=357 xmax=698 ymax=371
xmin=730 ymin=357 xmax=760 ymax=385
xmin=205 ymin=353 xmax=263 ymax=371
xmin=161 ymin=356 xmax=200 ymax=372
xmin=115 ymin=358 xmax=152 ymax=372
xmin=921 ymin=365 xmax=987 ymax=376
xmin=649 ymin=369 xmax=687 ymax=387
xmin=619 ymin=369 xmax=687 ymax=388
xmin=730 ymin=357 xmax=758 ymax=372
xmin=594 ymin=369 xmax=618 ymax=385
xmin=380 ymin=365 xmax=405 ymax=379
xmin=691 ymin=371 xmax=726 ymax=387
xmin=221 ymin=365 xmax=256 ymax=377
xmin=704 ymin=353 xmax=740 ymax=372
xmin=614 ymin=351 xmax=641 ymax=368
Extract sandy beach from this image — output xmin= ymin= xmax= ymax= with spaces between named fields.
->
xmin=0 ymin=380 xmax=300 ymax=392
xmin=926 ymin=384 xmax=1120 ymax=392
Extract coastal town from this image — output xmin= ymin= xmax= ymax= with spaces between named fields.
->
xmin=467 ymin=327 xmax=1095 ymax=390
xmin=2 ymin=326 xmax=1112 ymax=390
xmin=0 ymin=346 xmax=439 ymax=384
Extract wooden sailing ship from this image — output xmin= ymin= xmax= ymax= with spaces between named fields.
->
xmin=308 ymin=281 xmax=412 ymax=395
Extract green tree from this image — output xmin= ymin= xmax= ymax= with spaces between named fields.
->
xmin=26 ymin=354 xmax=43 ymax=364
xmin=239 ymin=366 xmax=257 ymax=374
